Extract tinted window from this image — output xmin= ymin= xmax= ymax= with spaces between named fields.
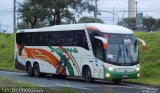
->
xmin=108 ymin=34 xmax=135 ymax=44
xmin=16 ymin=30 xmax=89 ymax=50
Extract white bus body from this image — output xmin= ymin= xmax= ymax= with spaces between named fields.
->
xmin=15 ymin=23 xmax=144 ymax=83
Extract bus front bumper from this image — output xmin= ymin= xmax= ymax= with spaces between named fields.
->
xmin=104 ymin=71 xmax=140 ymax=80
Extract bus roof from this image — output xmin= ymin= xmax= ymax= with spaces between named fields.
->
xmin=17 ymin=23 xmax=133 ymax=34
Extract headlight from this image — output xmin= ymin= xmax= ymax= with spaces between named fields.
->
xmin=106 ymin=73 xmax=110 ymax=78
xmin=109 ymin=67 xmax=114 ymax=71
xmin=136 ymin=67 xmax=140 ymax=71
xmin=137 ymin=73 xmax=140 ymax=77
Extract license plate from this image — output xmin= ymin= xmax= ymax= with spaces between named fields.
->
xmin=122 ymin=75 xmax=128 ymax=78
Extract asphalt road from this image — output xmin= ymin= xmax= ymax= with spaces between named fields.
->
xmin=0 ymin=71 xmax=159 ymax=93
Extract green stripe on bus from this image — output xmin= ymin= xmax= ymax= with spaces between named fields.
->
xmin=58 ymin=52 xmax=75 ymax=76
xmin=69 ymin=53 xmax=81 ymax=76
xmin=48 ymin=46 xmax=74 ymax=76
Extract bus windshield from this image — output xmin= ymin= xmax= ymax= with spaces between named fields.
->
xmin=106 ymin=34 xmax=139 ymax=66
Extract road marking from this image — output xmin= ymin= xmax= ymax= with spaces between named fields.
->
xmin=56 ymin=83 xmax=93 ymax=90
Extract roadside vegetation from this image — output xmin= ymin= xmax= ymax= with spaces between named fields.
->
xmin=0 ymin=34 xmax=15 ymax=71
xmin=0 ymin=77 xmax=54 ymax=93
xmin=0 ymin=77 xmax=78 ymax=93
xmin=129 ymin=32 xmax=160 ymax=86
xmin=0 ymin=32 xmax=160 ymax=86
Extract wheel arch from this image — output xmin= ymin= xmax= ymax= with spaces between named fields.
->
xmin=26 ymin=61 xmax=32 ymax=70
xmin=33 ymin=61 xmax=39 ymax=66
xmin=33 ymin=61 xmax=42 ymax=73
xmin=82 ymin=65 xmax=90 ymax=77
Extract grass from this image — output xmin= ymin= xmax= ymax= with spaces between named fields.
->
xmin=0 ymin=77 xmax=78 ymax=93
xmin=130 ymin=32 xmax=160 ymax=86
xmin=0 ymin=77 xmax=39 ymax=87
xmin=0 ymin=77 xmax=54 ymax=93
xmin=0 ymin=32 xmax=160 ymax=86
xmin=0 ymin=33 xmax=15 ymax=70
xmin=57 ymin=87 xmax=82 ymax=93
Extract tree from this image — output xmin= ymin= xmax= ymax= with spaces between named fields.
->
xmin=117 ymin=18 xmax=135 ymax=30
xmin=18 ymin=0 xmax=50 ymax=29
xmin=155 ymin=19 xmax=160 ymax=30
xmin=18 ymin=21 xmax=47 ymax=30
xmin=78 ymin=16 xmax=104 ymax=23
xmin=117 ymin=16 xmax=160 ymax=31
xmin=143 ymin=16 xmax=156 ymax=31
xmin=31 ymin=0 xmax=95 ymax=26
xmin=18 ymin=0 xmax=95 ymax=28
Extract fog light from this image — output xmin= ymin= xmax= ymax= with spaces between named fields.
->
xmin=137 ymin=73 xmax=140 ymax=77
xmin=106 ymin=73 xmax=110 ymax=78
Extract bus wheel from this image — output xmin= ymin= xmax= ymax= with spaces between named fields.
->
xmin=59 ymin=75 xmax=67 ymax=79
xmin=33 ymin=63 xmax=40 ymax=77
xmin=112 ymin=79 xmax=122 ymax=84
xmin=84 ymin=67 xmax=94 ymax=83
xmin=26 ymin=63 xmax=33 ymax=77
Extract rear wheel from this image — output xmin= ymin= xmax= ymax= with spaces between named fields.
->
xmin=33 ymin=64 xmax=41 ymax=77
xmin=112 ymin=79 xmax=122 ymax=84
xmin=59 ymin=75 xmax=67 ymax=79
xmin=26 ymin=63 xmax=33 ymax=77
xmin=83 ymin=66 xmax=94 ymax=82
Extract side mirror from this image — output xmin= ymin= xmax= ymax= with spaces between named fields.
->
xmin=95 ymin=36 xmax=108 ymax=49
xmin=137 ymin=38 xmax=147 ymax=51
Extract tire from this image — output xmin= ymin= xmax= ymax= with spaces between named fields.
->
xmin=40 ymin=73 xmax=46 ymax=77
xmin=83 ymin=66 xmax=94 ymax=83
xmin=33 ymin=64 xmax=41 ymax=77
xmin=59 ymin=75 xmax=67 ymax=79
xmin=26 ymin=63 xmax=33 ymax=77
xmin=112 ymin=79 xmax=122 ymax=84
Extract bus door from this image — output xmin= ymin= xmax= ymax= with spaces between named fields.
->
xmin=93 ymin=38 xmax=106 ymax=79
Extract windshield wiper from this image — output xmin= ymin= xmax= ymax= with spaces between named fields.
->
xmin=126 ymin=45 xmax=134 ymax=63
xmin=116 ymin=44 xmax=121 ymax=63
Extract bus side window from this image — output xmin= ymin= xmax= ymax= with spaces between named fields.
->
xmin=77 ymin=30 xmax=89 ymax=50
xmin=66 ymin=31 xmax=72 ymax=46
xmin=30 ymin=33 xmax=35 ymax=46
xmin=16 ymin=33 xmax=22 ymax=45
xmin=47 ymin=34 xmax=52 ymax=46
xmin=24 ymin=34 xmax=29 ymax=46
xmin=34 ymin=33 xmax=39 ymax=46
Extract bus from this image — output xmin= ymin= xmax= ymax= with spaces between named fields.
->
xmin=15 ymin=23 xmax=147 ymax=84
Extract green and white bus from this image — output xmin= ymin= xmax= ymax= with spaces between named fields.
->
xmin=15 ymin=23 xmax=146 ymax=83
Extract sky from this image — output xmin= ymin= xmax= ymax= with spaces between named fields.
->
xmin=0 ymin=0 xmax=160 ymax=33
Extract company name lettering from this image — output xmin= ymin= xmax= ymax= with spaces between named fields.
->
xmin=51 ymin=48 xmax=78 ymax=53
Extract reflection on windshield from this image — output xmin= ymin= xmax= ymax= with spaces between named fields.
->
xmin=106 ymin=34 xmax=139 ymax=65
xmin=107 ymin=43 xmax=139 ymax=64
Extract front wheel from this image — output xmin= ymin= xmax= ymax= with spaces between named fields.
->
xmin=112 ymin=79 xmax=122 ymax=84
xmin=84 ymin=67 xmax=94 ymax=83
